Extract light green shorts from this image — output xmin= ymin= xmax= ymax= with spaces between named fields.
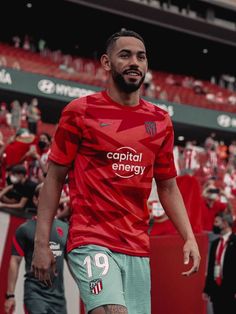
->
xmin=67 ymin=245 xmax=151 ymax=314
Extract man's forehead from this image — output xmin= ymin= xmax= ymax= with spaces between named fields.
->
xmin=114 ymin=36 xmax=146 ymax=52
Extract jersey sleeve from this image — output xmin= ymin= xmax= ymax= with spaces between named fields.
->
xmin=12 ymin=225 xmax=26 ymax=257
xmin=49 ymin=100 xmax=84 ymax=166
xmin=154 ymin=114 xmax=177 ymax=181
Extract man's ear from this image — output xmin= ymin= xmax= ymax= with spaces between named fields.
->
xmin=100 ymin=54 xmax=111 ymax=71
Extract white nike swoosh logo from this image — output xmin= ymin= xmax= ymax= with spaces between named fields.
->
xmin=100 ymin=122 xmax=112 ymax=127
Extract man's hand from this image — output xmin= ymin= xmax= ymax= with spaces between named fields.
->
xmin=4 ymin=298 xmax=15 ymax=314
xmin=31 ymin=245 xmax=57 ymax=286
xmin=181 ymin=239 xmax=201 ymax=276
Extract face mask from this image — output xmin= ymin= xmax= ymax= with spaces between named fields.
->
xmin=208 ymin=193 xmax=218 ymax=200
xmin=38 ymin=141 xmax=47 ymax=150
xmin=10 ymin=175 xmax=20 ymax=184
xmin=212 ymin=225 xmax=222 ymax=234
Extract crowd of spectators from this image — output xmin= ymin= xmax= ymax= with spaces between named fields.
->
xmin=0 ymin=118 xmax=69 ymax=221
xmin=1 ymin=99 xmax=235 ymax=236
xmin=1 ymin=34 xmax=236 ymax=113
xmin=148 ymin=132 xmax=236 ymax=236
xmin=0 ymin=33 xmax=236 ymax=235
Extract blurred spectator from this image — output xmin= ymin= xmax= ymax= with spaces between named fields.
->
xmin=57 ymin=180 xmax=71 ymax=222
xmin=2 ymin=128 xmax=37 ymax=170
xmin=0 ymin=164 xmax=37 ymax=212
xmin=26 ymin=98 xmax=41 ymax=134
xmin=223 ymin=166 xmax=236 ymax=199
xmin=95 ymin=66 xmax=107 ymax=86
xmin=228 ymin=140 xmax=236 ymax=167
xmin=12 ymin=61 xmax=21 ymax=70
xmin=0 ymin=102 xmax=9 ymax=127
xmin=10 ymin=100 xmax=21 ymax=132
xmin=143 ymin=70 xmax=153 ymax=91
xmin=202 ymin=185 xmax=227 ymax=232
xmin=220 ymin=73 xmax=235 ymax=91
xmin=228 ymin=94 xmax=236 ymax=106
xmin=216 ymin=140 xmax=228 ymax=164
xmin=0 ymin=130 xmax=3 ymax=148
xmin=158 ymin=89 xmax=168 ymax=100
xmin=26 ymin=132 xmax=52 ymax=183
xmin=22 ymin=34 xmax=31 ymax=51
xmin=165 ymin=74 xmax=176 ymax=85
xmin=203 ymin=211 xmax=236 ymax=314
xmin=147 ymin=178 xmax=177 ymax=236
xmin=173 ymin=93 xmax=182 ymax=103
xmin=215 ymin=92 xmax=225 ymax=104
xmin=38 ymin=38 xmax=46 ymax=53
xmin=51 ymin=49 xmax=63 ymax=63
xmin=145 ymin=82 xmax=156 ymax=98
xmin=193 ymin=80 xmax=205 ymax=95
xmin=182 ymin=141 xmax=200 ymax=173
xmin=21 ymin=101 xmax=29 ymax=128
xmin=182 ymin=76 xmax=193 ymax=88
xmin=12 ymin=35 xmax=21 ymax=48
xmin=83 ymin=60 xmax=96 ymax=75
xmin=208 ymin=147 xmax=219 ymax=177
xmin=0 ymin=56 xmax=7 ymax=67
xmin=73 ymin=57 xmax=83 ymax=72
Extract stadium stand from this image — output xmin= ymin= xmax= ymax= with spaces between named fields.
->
xmin=0 ymin=1 xmax=236 ymax=314
xmin=1 ymin=41 xmax=236 ymax=113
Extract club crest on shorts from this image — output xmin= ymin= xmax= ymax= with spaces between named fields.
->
xmin=89 ymin=278 xmax=103 ymax=295
xmin=145 ymin=121 xmax=157 ymax=136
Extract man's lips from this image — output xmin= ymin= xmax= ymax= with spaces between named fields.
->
xmin=123 ymin=69 xmax=142 ymax=77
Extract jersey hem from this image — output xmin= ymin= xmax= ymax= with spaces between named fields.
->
xmin=48 ymin=155 xmax=71 ymax=167
xmin=155 ymin=173 xmax=177 ymax=182
xmin=67 ymin=241 xmax=150 ymax=257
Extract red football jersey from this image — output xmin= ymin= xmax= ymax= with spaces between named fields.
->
xmin=49 ymin=91 xmax=177 ymax=256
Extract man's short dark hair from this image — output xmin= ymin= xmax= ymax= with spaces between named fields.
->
xmin=105 ymin=29 xmax=145 ymax=54
xmin=40 ymin=132 xmax=51 ymax=142
xmin=11 ymin=164 xmax=27 ymax=175
xmin=215 ymin=211 xmax=234 ymax=227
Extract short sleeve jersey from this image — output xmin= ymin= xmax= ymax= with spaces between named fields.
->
xmin=12 ymin=218 xmax=68 ymax=303
xmin=49 ymin=91 xmax=176 ymax=256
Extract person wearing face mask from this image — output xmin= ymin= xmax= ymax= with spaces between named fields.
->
xmin=0 ymin=164 xmax=38 ymax=212
xmin=24 ymin=132 xmax=52 ymax=183
xmin=202 ymin=187 xmax=227 ymax=232
xmin=37 ymin=132 xmax=51 ymax=174
xmin=203 ymin=211 xmax=236 ymax=314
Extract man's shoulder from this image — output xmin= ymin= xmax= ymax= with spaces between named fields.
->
xmin=64 ymin=91 xmax=103 ymax=112
xmin=141 ymin=98 xmax=170 ymax=117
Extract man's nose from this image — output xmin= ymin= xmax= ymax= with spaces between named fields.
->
xmin=129 ymin=55 xmax=139 ymax=66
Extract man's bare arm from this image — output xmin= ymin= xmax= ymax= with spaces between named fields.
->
xmin=31 ymin=161 xmax=69 ymax=285
xmin=4 ymin=255 xmax=22 ymax=314
xmin=156 ymin=177 xmax=201 ymax=276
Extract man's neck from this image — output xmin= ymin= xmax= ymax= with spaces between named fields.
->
xmin=106 ymin=87 xmax=140 ymax=107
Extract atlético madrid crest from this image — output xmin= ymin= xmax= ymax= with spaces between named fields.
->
xmin=89 ymin=278 xmax=103 ymax=295
xmin=145 ymin=121 xmax=157 ymax=136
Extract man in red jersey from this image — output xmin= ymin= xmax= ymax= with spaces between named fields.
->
xmin=31 ymin=29 xmax=200 ymax=314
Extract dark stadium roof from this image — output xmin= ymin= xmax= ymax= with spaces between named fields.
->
xmin=1 ymin=0 xmax=236 ymax=81
xmin=1 ymin=0 xmax=236 ymax=145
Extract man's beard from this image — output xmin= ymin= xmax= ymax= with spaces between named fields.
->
xmin=112 ymin=69 xmax=145 ymax=93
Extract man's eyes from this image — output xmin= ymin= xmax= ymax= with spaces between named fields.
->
xmin=119 ymin=54 xmax=146 ymax=60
